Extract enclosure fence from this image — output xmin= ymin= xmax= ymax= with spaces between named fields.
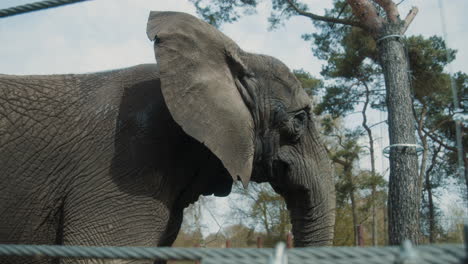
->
xmin=0 ymin=240 xmax=466 ymax=264
xmin=0 ymin=0 xmax=93 ymax=18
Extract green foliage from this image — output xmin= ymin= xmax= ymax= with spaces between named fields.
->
xmin=189 ymin=0 xmax=258 ymax=28
xmin=333 ymin=205 xmax=355 ymax=245
xmin=356 ymin=170 xmax=388 ymax=214
xmin=409 ymin=36 xmax=466 ymax=185
xmin=314 ymin=84 xmax=361 ymax=117
xmin=322 ymin=117 xmax=388 ymax=246
xmin=268 ymin=0 xmax=309 ymax=30
xmin=320 ymin=27 xmax=378 ymax=80
xmin=357 ymin=170 xmax=387 ymax=190
xmin=305 ymin=2 xmax=384 ymax=118
xmin=173 ymin=229 xmax=204 ymax=247
xmin=328 ymin=127 xmax=363 ymax=206
xmin=229 ymin=182 xmax=291 ymax=247
xmin=407 ymin=35 xmax=456 ymax=102
xmin=333 ymin=130 xmax=362 ymax=163
xmin=189 ymin=0 xmax=313 ymax=30
xmin=405 ymin=36 xmax=466 ymax=242
xmin=428 ymin=71 xmax=467 ymax=149
xmin=304 ymin=1 xmax=356 ymax=60
xmin=222 ymin=224 xmax=255 ymax=247
xmin=293 ymin=68 xmax=322 ymax=96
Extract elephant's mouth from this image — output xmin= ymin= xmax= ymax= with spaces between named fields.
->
xmin=271 ymin=158 xmax=310 ymax=192
xmin=251 ymin=157 xmax=291 ymax=188
xmin=266 ymin=160 xmax=287 ymax=192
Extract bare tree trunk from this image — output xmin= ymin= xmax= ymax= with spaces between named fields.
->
xmin=378 ymin=24 xmax=420 ymax=245
xmin=261 ymin=202 xmax=271 ymax=236
xmin=427 ymin=178 xmax=435 ymax=243
xmin=423 ymin=126 xmax=468 ymax=203
xmin=350 ymin=189 xmax=359 ymax=246
xmin=286 ymin=0 xmax=420 ymax=246
xmin=383 ymin=205 xmax=388 ymax=245
xmin=345 ymin=0 xmax=421 ymax=245
xmin=425 ymin=144 xmax=441 ymax=243
xmin=415 ymin=105 xmax=430 ymax=243
xmin=415 ymin=106 xmax=428 ymax=194
xmin=345 ymin=165 xmax=359 ymax=246
xmin=464 ymin=150 xmax=468 ymax=202
xmin=362 ymin=82 xmax=378 ymax=246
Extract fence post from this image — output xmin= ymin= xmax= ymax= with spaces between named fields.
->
xmin=225 ymin=239 xmax=231 ymax=248
xmin=257 ymin=236 xmax=263 ymax=248
xmin=357 ymin=225 xmax=365 ymax=246
xmin=464 ymin=221 xmax=467 ymax=261
xmin=195 ymin=244 xmax=200 ymax=264
xmin=286 ymin=232 xmax=293 ymax=248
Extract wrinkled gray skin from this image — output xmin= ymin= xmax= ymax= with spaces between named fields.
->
xmin=0 ymin=12 xmax=335 ymax=263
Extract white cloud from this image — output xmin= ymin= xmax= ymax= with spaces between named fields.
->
xmin=1 ymin=1 xmax=465 ymax=74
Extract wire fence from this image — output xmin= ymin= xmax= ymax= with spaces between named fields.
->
xmin=0 ymin=0 xmax=93 ymax=18
xmin=0 ymin=241 xmax=466 ymax=264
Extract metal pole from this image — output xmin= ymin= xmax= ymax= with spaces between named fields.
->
xmin=257 ymin=237 xmax=263 ymax=248
xmin=195 ymin=244 xmax=200 ymax=264
xmin=357 ymin=225 xmax=365 ymax=246
xmin=286 ymin=233 xmax=293 ymax=248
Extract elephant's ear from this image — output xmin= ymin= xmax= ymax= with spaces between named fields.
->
xmin=146 ymin=11 xmax=254 ymax=187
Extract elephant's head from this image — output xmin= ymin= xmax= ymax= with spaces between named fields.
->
xmin=146 ymin=11 xmax=335 ymax=246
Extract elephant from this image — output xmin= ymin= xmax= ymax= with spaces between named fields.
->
xmin=0 ymin=11 xmax=335 ymax=263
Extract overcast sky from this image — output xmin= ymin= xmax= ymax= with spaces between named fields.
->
xmin=1 ymin=0 xmax=466 ymax=234
xmin=1 ymin=0 xmax=466 ymax=74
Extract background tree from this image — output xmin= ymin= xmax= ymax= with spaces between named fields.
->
xmin=327 ymin=127 xmax=363 ymax=246
xmin=406 ymin=35 xmax=467 ymax=242
xmin=310 ymin=9 xmax=385 ymax=244
xmin=311 ymin=20 xmax=466 ymax=245
xmin=228 ymin=182 xmax=291 ymax=247
xmin=173 ymin=199 xmax=205 ymax=248
xmin=296 ymin=10 xmax=466 ymax=245
xmin=293 ymin=68 xmax=323 ymax=97
xmin=321 ymin=119 xmax=387 ymax=245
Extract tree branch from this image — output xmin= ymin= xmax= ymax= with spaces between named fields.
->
xmin=402 ymin=6 xmax=418 ymax=33
xmin=369 ymin=120 xmax=387 ymax=129
xmin=422 ymin=128 xmax=458 ymax=152
xmin=346 ymin=0 xmax=384 ymax=32
xmin=425 ymin=143 xmax=442 ymax=179
xmin=372 ymin=0 xmax=399 ymax=22
xmin=285 ymin=0 xmax=362 ymax=28
xmin=414 ymin=103 xmax=427 ymax=141
xmin=427 ymin=117 xmax=451 ymax=135
xmin=332 ymin=156 xmax=348 ymax=167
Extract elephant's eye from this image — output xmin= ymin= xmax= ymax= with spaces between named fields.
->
xmin=294 ymin=110 xmax=307 ymax=126
xmin=292 ymin=110 xmax=307 ymax=136
xmin=279 ymin=109 xmax=308 ymax=144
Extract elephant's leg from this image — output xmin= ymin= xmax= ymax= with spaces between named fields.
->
xmin=58 ymin=185 xmax=173 ymax=264
xmin=0 ymin=196 xmax=63 ymax=264
xmin=153 ymin=209 xmax=183 ymax=264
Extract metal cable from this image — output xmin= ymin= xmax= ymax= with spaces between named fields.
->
xmin=0 ymin=245 xmax=272 ymax=261
xmin=0 ymin=243 xmax=465 ymax=264
xmin=437 ymin=0 xmax=467 ymax=204
xmin=0 ymin=0 xmax=93 ymax=18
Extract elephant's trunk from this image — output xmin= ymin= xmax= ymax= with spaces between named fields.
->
xmin=270 ymin=122 xmax=335 ymax=246
xmin=272 ymin=169 xmax=335 ymax=247
xmin=287 ymin=190 xmax=335 ymax=246
xmin=274 ymin=138 xmax=335 ymax=246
